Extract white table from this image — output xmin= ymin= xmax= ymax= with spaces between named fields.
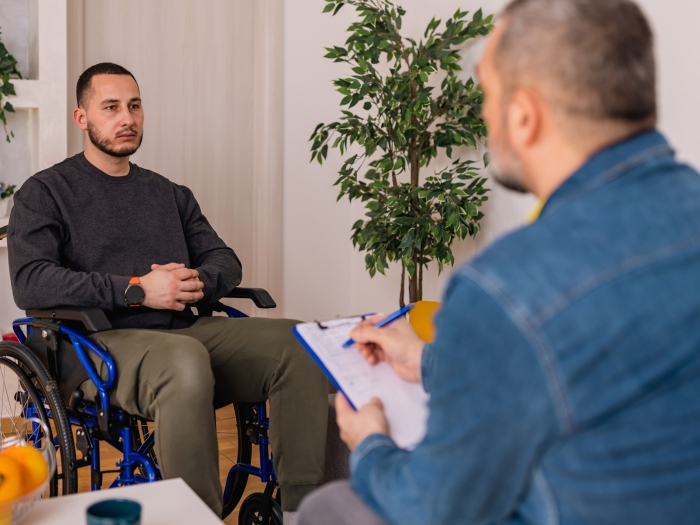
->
xmin=22 ymin=478 xmax=223 ymax=524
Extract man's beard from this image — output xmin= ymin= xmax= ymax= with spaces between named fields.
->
xmin=488 ymin=115 xmax=529 ymax=194
xmin=87 ymin=121 xmax=143 ymax=158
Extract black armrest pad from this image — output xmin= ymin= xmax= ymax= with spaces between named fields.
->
xmin=26 ymin=307 xmax=112 ymax=332
xmin=225 ymin=287 xmax=277 ymax=309
xmin=0 ymin=225 xmax=7 ymax=241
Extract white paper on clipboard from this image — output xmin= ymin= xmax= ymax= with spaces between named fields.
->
xmin=294 ymin=317 xmax=429 ymax=450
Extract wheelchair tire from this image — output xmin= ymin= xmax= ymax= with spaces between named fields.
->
xmin=221 ymin=402 xmax=255 ymax=518
xmin=238 ymin=492 xmax=283 ymax=525
xmin=0 ymin=341 xmax=78 ymax=496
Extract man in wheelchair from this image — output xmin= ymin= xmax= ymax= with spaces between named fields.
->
xmin=5 ymin=62 xmax=328 ymax=518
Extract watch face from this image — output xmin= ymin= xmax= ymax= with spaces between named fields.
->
xmin=126 ymin=284 xmax=145 ymax=305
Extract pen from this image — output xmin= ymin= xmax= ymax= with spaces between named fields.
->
xmin=342 ymin=303 xmax=415 ymax=348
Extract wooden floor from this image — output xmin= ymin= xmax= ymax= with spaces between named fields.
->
xmin=2 ymin=408 xmax=266 ymax=524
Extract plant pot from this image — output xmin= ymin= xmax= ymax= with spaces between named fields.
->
xmin=408 ymin=301 xmax=441 ymax=343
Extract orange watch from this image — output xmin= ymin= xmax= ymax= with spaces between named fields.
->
xmin=125 ymin=276 xmax=145 ymax=307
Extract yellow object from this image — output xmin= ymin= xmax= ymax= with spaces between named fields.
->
xmin=0 ymin=455 xmax=25 ymax=503
xmin=409 ymin=301 xmax=441 ymax=343
xmin=2 ymin=445 xmax=48 ymax=493
xmin=527 ymin=199 xmax=545 ymax=223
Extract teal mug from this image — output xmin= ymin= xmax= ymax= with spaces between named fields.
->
xmin=86 ymin=499 xmax=142 ymax=525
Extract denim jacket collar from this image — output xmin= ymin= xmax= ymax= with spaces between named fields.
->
xmin=540 ymin=130 xmax=674 ymax=219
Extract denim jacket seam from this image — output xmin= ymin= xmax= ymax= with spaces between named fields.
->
xmin=542 ymin=144 xmax=673 ymax=219
xmin=458 ymin=266 xmax=576 ymax=435
xmin=533 ymin=233 xmax=700 ymax=325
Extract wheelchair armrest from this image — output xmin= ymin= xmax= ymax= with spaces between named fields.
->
xmin=26 ymin=306 xmax=112 ymax=332
xmin=225 ymin=287 xmax=277 ymax=309
xmin=0 ymin=225 xmax=7 ymax=241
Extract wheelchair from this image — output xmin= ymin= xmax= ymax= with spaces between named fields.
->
xmin=1 ymin=223 xmax=284 ymax=524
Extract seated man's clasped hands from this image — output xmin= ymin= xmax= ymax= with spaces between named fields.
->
xmin=140 ymin=263 xmax=204 ymax=311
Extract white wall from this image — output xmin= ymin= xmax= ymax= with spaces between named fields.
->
xmin=638 ymin=0 xmax=700 ymax=169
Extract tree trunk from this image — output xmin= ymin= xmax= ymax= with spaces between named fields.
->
xmin=418 ymin=250 xmax=424 ymax=302
xmin=399 ymin=265 xmax=406 ymax=308
xmin=408 ymin=77 xmax=421 ymax=302
xmin=409 ymin=255 xmax=419 ymax=303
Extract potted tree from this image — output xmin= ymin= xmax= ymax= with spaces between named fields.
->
xmin=311 ymin=0 xmax=494 ymax=307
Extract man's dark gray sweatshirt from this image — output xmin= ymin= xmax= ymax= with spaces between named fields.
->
xmin=7 ymin=153 xmax=242 ymax=330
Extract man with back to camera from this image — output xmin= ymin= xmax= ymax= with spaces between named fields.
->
xmin=298 ymin=0 xmax=700 ymax=524
xmin=7 ymin=62 xmax=328 ymax=521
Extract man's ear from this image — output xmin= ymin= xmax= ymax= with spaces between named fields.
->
xmin=506 ymin=88 xmax=543 ymax=152
xmin=73 ymin=107 xmax=88 ymax=131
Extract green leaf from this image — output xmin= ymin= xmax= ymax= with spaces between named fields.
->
xmin=3 ymin=101 xmax=13 ymax=113
xmin=0 ymin=81 xmax=16 ymax=97
xmin=322 ymin=3 xmax=335 ymax=13
xmin=405 ymin=259 xmax=416 ymax=277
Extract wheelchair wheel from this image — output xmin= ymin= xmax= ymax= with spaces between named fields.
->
xmin=238 ymin=492 xmax=283 ymax=525
xmin=220 ymin=402 xmax=254 ymax=518
xmin=0 ymin=341 xmax=78 ymax=496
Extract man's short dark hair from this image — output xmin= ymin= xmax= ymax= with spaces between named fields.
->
xmin=76 ymin=62 xmax=139 ymax=108
xmin=497 ymin=0 xmax=656 ymax=124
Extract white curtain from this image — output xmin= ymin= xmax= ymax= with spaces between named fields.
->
xmin=67 ymin=0 xmax=285 ymax=316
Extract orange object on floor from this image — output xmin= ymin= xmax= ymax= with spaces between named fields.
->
xmin=408 ymin=301 xmax=441 ymax=343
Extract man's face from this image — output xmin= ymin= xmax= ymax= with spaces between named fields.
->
xmin=83 ymin=74 xmax=144 ymax=158
xmin=478 ymin=22 xmax=528 ymax=194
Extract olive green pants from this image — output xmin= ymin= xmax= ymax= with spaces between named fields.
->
xmin=81 ymin=316 xmax=328 ymax=515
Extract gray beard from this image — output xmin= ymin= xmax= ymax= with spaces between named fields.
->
xmin=488 ymin=135 xmax=529 ymax=194
xmin=492 ymin=169 xmax=529 ymax=194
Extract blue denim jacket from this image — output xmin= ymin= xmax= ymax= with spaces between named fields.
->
xmin=350 ymin=131 xmax=700 ymax=525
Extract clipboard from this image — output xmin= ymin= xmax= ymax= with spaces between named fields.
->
xmin=293 ymin=316 xmax=429 ymax=450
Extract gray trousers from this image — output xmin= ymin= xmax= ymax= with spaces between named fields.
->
xmin=297 ymin=480 xmax=389 ymax=525
xmin=81 ymin=316 xmax=329 ymax=515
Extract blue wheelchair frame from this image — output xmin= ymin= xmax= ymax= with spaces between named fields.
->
xmin=11 ymin=303 xmax=276 ymax=495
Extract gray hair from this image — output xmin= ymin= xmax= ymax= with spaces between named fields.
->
xmin=496 ymin=0 xmax=656 ymax=124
